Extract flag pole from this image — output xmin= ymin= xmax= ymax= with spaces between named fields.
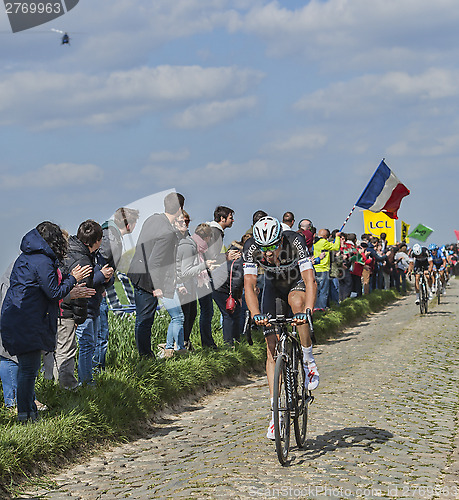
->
xmin=340 ymin=204 xmax=357 ymax=231
xmin=339 ymin=158 xmax=385 ymax=232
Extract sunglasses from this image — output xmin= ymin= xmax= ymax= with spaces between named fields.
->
xmin=260 ymin=242 xmax=280 ymax=252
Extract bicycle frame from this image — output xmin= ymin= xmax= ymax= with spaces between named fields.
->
xmin=276 ymin=322 xmax=297 ymax=415
xmin=434 ymin=270 xmax=442 ymax=304
xmin=275 ymin=319 xmax=313 ymax=417
xmin=271 ymin=314 xmax=314 ymax=465
xmin=416 ymin=270 xmax=428 ymax=314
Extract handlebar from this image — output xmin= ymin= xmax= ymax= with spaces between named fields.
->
xmin=264 ymin=315 xmax=293 ymax=325
xmin=247 ymin=309 xmax=316 ymax=344
xmin=268 ymin=309 xmax=314 ymax=329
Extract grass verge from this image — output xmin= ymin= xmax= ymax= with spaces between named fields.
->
xmin=0 ymin=287 xmax=401 ymax=496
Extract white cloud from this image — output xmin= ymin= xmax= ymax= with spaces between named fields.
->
xmin=170 ymin=96 xmax=257 ymax=129
xmin=148 ymin=149 xmax=190 ymax=163
xmin=269 ymin=130 xmax=327 ymax=152
xmin=1 ymin=1 xmax=251 ymax=70
xmin=142 ymin=158 xmax=271 ymax=189
xmin=295 ymin=68 xmax=459 ymax=117
xmin=140 ymin=165 xmax=182 ymax=187
xmin=237 ymin=0 xmax=459 ymax=68
xmin=0 ymin=163 xmax=103 ymax=189
xmin=388 ymin=132 xmax=459 ymax=158
xmin=203 ymin=158 xmax=269 ymax=178
xmin=0 ymin=66 xmax=264 ymax=129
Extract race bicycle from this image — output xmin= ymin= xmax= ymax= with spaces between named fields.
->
xmin=416 ymin=270 xmax=429 ymax=314
xmin=433 ymin=269 xmax=442 ymax=304
xmin=270 ymin=307 xmax=315 ymax=465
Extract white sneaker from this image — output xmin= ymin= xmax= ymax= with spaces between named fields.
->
xmin=431 ymin=286 xmax=436 ymax=294
xmin=441 ymin=288 xmax=446 ymax=295
xmin=266 ymin=418 xmax=275 ymax=440
xmin=305 ymin=363 xmax=320 ymax=390
xmin=415 ymin=298 xmax=420 ymax=305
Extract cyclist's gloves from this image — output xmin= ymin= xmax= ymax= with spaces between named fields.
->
xmin=293 ymin=309 xmax=314 ymax=328
xmin=253 ymin=314 xmax=269 ymax=324
xmin=293 ymin=312 xmax=308 ymax=322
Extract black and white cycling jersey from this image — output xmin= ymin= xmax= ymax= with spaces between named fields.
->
xmin=243 ymin=230 xmax=313 ymax=285
xmin=414 ymin=247 xmax=432 ymax=271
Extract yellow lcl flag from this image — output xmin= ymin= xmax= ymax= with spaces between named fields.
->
xmin=362 ymin=210 xmax=396 ymax=245
xmin=401 ymin=221 xmax=410 ymax=244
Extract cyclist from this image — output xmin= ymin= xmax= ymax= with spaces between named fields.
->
xmin=411 ymin=243 xmax=432 ymax=304
xmin=429 ymin=243 xmax=447 ymax=295
xmin=443 ymin=245 xmax=452 ymax=283
xmin=242 ymin=216 xmax=319 ymax=440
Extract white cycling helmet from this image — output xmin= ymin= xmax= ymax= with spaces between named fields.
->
xmin=412 ymin=243 xmax=422 ymax=256
xmin=253 ymin=216 xmax=283 ymax=248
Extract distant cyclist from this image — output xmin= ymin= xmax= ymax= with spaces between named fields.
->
xmin=242 ymin=216 xmax=319 ymax=440
xmin=411 ymin=243 xmax=432 ymax=304
xmin=429 ymin=243 xmax=447 ymax=295
xmin=443 ymin=245 xmax=452 ymax=282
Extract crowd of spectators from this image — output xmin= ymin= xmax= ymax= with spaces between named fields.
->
xmin=1 ymin=192 xmax=458 ymax=421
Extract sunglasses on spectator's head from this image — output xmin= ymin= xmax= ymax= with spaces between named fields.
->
xmin=260 ymin=242 xmax=281 ymax=252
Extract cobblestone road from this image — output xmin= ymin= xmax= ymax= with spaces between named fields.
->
xmin=23 ymin=279 xmax=459 ymax=499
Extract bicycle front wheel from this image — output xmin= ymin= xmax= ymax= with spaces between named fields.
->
xmin=420 ymin=280 xmax=427 ymax=314
xmin=273 ymin=355 xmax=291 ymax=465
xmin=293 ymin=354 xmax=308 ymax=449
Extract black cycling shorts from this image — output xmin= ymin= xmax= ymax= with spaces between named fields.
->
xmin=260 ymin=276 xmax=306 ymax=337
xmin=414 ymin=260 xmax=429 ymax=272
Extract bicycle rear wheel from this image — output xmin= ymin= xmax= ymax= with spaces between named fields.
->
xmin=293 ymin=353 xmax=308 ymax=448
xmin=273 ymin=355 xmax=291 ymax=465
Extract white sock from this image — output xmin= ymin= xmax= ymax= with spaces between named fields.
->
xmin=270 ymin=397 xmax=274 ymax=421
xmin=416 ymin=293 xmax=419 ymax=299
xmin=302 ymin=345 xmax=315 ymax=367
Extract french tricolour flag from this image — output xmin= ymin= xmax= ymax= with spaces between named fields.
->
xmin=355 ymin=160 xmax=410 ymax=219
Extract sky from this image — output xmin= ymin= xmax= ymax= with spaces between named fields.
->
xmin=1 ymin=0 xmax=459 ymax=267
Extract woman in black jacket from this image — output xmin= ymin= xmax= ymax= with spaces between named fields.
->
xmin=1 ymin=222 xmax=90 ymax=422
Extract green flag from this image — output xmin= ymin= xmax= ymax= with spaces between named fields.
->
xmin=408 ymin=223 xmax=433 ymax=242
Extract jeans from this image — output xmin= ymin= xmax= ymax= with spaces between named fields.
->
xmin=329 ymin=276 xmax=340 ymax=305
xmin=94 ymin=298 xmax=109 ymax=370
xmin=198 ymin=291 xmax=217 ymax=348
xmin=76 ymin=316 xmax=100 ymax=385
xmin=162 ymin=292 xmax=185 ymax=350
xmin=395 ymin=268 xmax=407 ymax=293
xmin=16 ymin=350 xmax=41 ymax=422
xmin=382 ymin=271 xmax=391 ymax=290
xmin=0 ymin=356 xmax=18 ymax=408
xmin=133 ymin=286 xmax=158 ymax=357
xmin=315 ymin=271 xmax=330 ymax=309
xmin=212 ymin=290 xmax=241 ymax=346
xmin=339 ymin=269 xmax=352 ymax=301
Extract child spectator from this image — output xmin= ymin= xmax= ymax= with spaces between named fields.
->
xmin=61 ymin=220 xmax=114 ymax=385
